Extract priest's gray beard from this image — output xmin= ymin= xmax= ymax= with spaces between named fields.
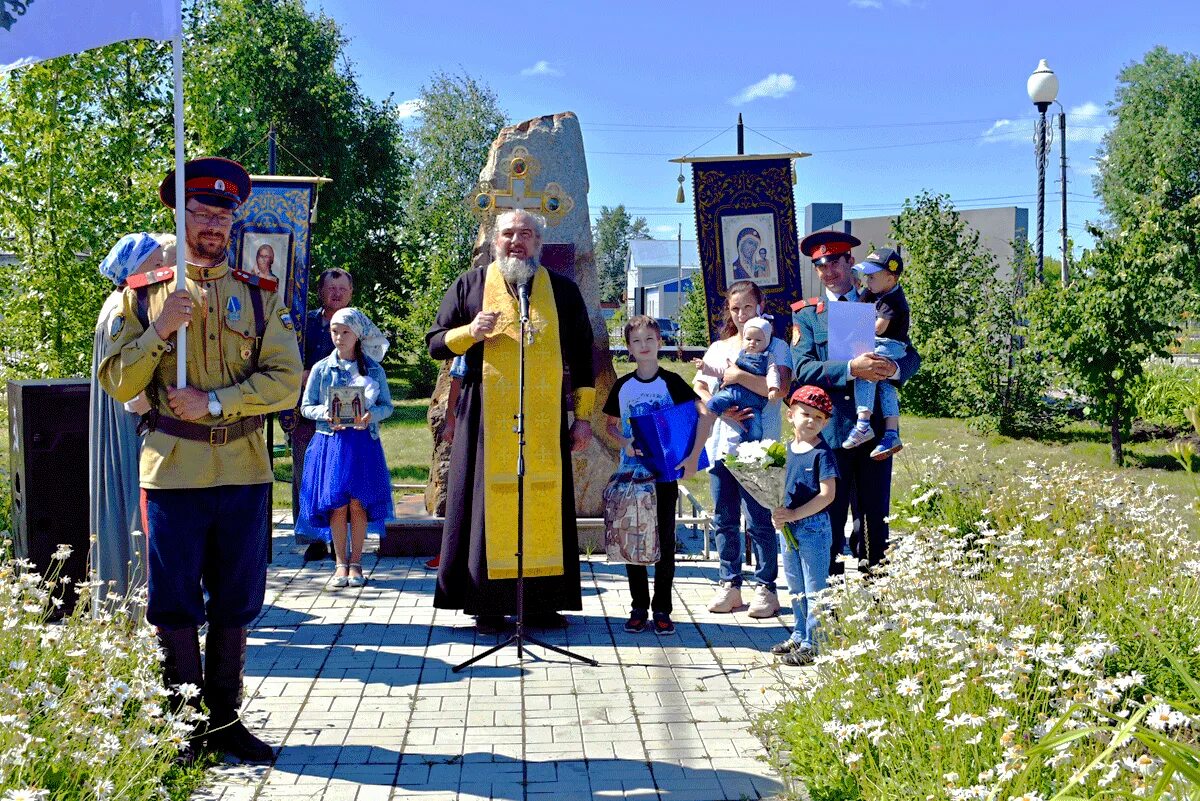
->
xmin=498 ymin=255 xmax=537 ymax=289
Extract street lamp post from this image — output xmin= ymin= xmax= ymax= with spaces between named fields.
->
xmin=1027 ymin=59 xmax=1059 ymax=285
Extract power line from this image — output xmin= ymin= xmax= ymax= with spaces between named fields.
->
xmin=589 ymin=200 xmax=1103 ymax=218
xmin=583 ymin=118 xmax=1110 ymax=133
xmin=599 ymin=194 xmax=1102 ymax=215
xmin=619 ymin=194 xmax=1047 ymax=211
xmin=587 ymin=125 xmax=1111 ymax=157
xmin=587 ymin=135 xmax=1000 ymax=157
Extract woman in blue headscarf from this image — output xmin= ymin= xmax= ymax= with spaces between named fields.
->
xmin=89 ymin=232 xmax=172 ymax=606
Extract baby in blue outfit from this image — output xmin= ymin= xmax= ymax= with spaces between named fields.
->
xmin=698 ymin=316 xmax=780 ymax=442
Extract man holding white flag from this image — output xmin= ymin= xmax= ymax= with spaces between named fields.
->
xmin=99 ymin=158 xmax=303 ymax=763
xmin=0 ymin=0 xmax=180 ymax=70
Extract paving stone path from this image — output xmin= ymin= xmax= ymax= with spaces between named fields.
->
xmin=193 ymin=513 xmax=796 ymax=800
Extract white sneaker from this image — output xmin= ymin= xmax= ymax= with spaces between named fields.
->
xmin=841 ymin=423 xmax=876 ymax=450
xmin=707 ymin=583 xmax=743 ymax=613
xmin=746 ymin=586 xmax=780 ymax=618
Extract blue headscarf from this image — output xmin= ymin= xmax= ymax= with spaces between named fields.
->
xmin=98 ymin=233 xmax=161 ymax=286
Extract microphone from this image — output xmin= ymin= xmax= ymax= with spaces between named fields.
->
xmin=517 ymin=278 xmax=532 ymax=323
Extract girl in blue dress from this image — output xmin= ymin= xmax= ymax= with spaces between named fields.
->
xmin=299 ymin=308 xmax=394 ymax=588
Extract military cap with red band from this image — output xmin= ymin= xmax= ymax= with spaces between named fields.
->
xmin=159 ymin=156 xmax=252 ymax=209
xmin=800 ymin=230 xmax=861 ymax=265
xmin=788 ymin=384 xmax=834 ymax=416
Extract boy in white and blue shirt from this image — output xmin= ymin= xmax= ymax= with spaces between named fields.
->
xmin=604 ymin=315 xmax=710 ymax=635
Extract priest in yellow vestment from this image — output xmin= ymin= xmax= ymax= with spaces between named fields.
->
xmin=426 ymin=209 xmax=595 ymax=634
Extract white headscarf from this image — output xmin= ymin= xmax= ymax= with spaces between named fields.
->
xmin=330 ymin=307 xmax=389 ymax=362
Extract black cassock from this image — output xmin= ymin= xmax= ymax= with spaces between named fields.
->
xmin=426 ymin=266 xmax=595 ymax=616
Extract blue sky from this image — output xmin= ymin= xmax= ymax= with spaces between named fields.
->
xmin=304 ymin=0 xmax=1198 ymax=258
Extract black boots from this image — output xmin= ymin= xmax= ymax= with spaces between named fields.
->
xmin=202 ymin=626 xmax=274 ymax=763
xmin=157 ymin=626 xmax=205 ymax=763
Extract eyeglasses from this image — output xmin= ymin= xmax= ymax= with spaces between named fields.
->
xmin=185 ymin=208 xmax=233 ymax=227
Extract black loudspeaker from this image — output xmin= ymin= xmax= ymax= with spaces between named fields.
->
xmin=7 ymin=379 xmax=91 ymax=613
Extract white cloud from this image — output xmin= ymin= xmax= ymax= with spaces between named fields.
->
xmin=520 ymin=60 xmax=562 ymax=78
xmin=395 ymin=99 xmax=422 ymax=120
xmin=653 ymin=225 xmax=677 ymax=235
xmin=982 ymin=118 xmax=1017 ymax=142
xmin=1065 ymin=101 xmax=1109 ymax=144
xmin=980 ymin=101 xmax=1110 ymax=146
xmin=730 ymin=73 xmax=797 ymax=105
xmin=849 ymin=0 xmax=884 ymax=7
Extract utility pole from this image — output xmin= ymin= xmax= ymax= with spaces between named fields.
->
xmin=677 ymin=223 xmax=684 ymax=359
xmin=1058 ymin=109 xmax=1069 ymax=284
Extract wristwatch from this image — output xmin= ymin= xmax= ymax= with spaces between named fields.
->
xmin=207 ymin=391 xmax=223 ymax=417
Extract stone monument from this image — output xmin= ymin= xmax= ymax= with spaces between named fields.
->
xmin=426 ymin=112 xmax=618 ymax=521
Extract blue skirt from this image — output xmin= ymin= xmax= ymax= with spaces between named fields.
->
xmin=297 ymin=428 xmax=394 ymax=544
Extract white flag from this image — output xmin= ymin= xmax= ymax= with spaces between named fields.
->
xmin=1 ymin=0 xmax=181 ymax=71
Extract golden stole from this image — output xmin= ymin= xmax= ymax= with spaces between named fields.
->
xmin=481 ymin=263 xmax=564 ymax=579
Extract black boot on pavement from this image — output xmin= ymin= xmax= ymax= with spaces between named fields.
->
xmin=203 ymin=626 xmax=274 ymax=763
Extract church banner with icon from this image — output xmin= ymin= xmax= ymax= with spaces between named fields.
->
xmin=229 ymin=174 xmax=329 ymax=434
xmin=680 ymin=156 xmax=803 ymax=343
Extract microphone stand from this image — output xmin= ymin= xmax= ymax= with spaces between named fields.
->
xmin=453 ymin=279 xmax=597 ymax=673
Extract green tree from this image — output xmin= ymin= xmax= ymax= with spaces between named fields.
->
xmin=0 ymin=0 xmax=409 ymax=386
xmin=890 ymin=192 xmax=1050 ymax=433
xmin=1095 ymin=47 xmax=1200 ymax=293
xmin=1027 ymin=214 xmax=1185 ymax=465
xmin=677 ymin=278 xmax=710 ymax=346
xmin=890 ymin=192 xmax=994 ymax=417
xmin=592 ymin=205 xmax=650 ymax=304
xmin=185 ymin=0 xmax=411 ymax=318
xmin=388 ymin=71 xmax=505 ymax=383
xmin=0 ymin=40 xmax=172 ymax=381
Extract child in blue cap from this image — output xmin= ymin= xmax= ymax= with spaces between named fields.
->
xmin=842 ymin=248 xmax=910 ymax=459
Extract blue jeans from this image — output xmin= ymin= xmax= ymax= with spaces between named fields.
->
xmin=709 ymin=461 xmax=777 ymax=592
xmin=854 ymin=337 xmax=907 ymax=418
xmin=707 ymin=385 xmax=765 ymax=441
xmin=780 ymin=512 xmax=832 ymax=649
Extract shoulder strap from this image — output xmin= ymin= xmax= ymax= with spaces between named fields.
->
xmin=790 ymin=296 xmax=825 ymax=314
xmin=133 ymin=285 xmax=160 ymax=430
xmin=248 ymin=287 xmax=266 ymax=371
xmin=230 ymin=267 xmax=279 ymax=293
xmin=249 ymin=287 xmax=266 ymax=338
xmin=135 ymin=287 xmax=151 ymax=330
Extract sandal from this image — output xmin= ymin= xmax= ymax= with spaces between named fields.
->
xmin=330 ymin=562 xmax=349 ymax=589
xmin=347 ymin=563 xmax=366 ymax=588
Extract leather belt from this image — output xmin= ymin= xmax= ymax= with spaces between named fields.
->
xmin=151 ymin=414 xmax=264 ymax=446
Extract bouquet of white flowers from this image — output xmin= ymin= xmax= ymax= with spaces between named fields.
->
xmin=723 ymin=439 xmax=798 ymax=548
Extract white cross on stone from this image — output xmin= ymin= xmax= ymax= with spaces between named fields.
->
xmin=492 ymin=177 xmax=545 ymax=213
